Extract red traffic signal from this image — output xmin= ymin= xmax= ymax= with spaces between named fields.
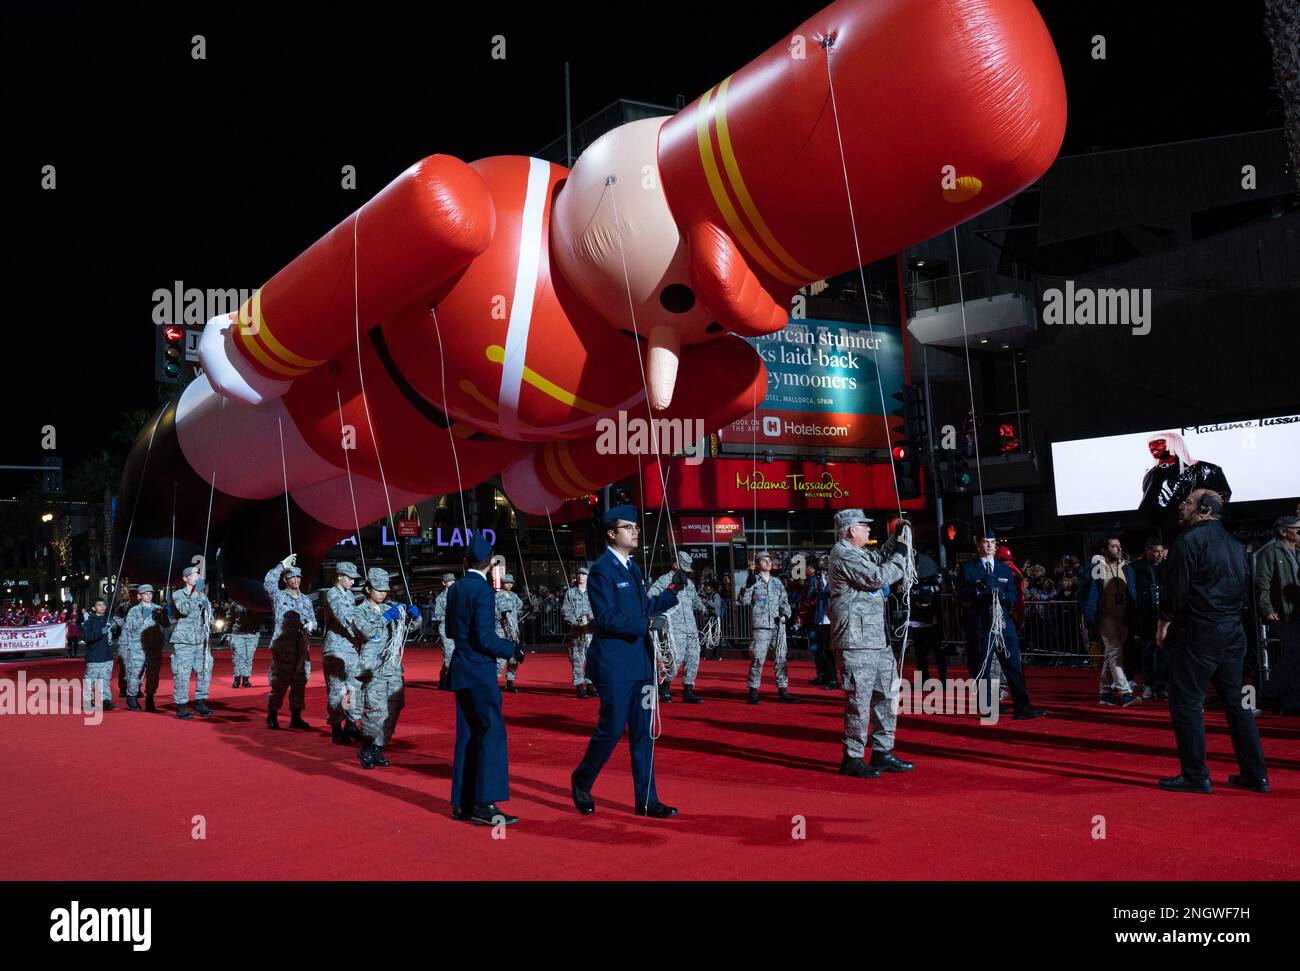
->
xmin=163 ymin=325 xmax=183 ymax=343
xmin=892 ymin=445 xmax=911 ymax=461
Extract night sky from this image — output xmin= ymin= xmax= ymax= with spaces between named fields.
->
xmin=1 ymin=1 xmax=1281 ymax=483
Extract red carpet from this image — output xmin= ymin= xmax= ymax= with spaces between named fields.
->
xmin=2 ymin=648 xmax=1297 ymax=880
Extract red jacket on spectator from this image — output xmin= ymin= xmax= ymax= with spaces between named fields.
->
xmin=997 ymin=545 xmax=1027 ymax=630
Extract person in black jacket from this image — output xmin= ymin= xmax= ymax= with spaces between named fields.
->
xmin=1132 ymin=538 xmax=1167 ymax=699
xmin=80 ymin=598 xmax=117 ymax=712
xmin=1157 ymin=489 xmax=1267 ymax=794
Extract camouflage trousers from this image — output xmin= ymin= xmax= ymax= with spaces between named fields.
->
xmin=171 ymin=643 xmax=213 ymax=704
xmin=323 ymin=647 xmax=363 ymax=726
xmin=229 ymin=634 xmax=258 ymax=678
xmin=127 ymin=645 xmax=162 ymax=698
xmin=440 ymin=630 xmax=455 ymax=666
xmin=118 ymin=644 xmax=140 ymax=695
xmin=747 ymin=627 xmax=789 ymax=689
xmin=496 ymin=655 xmax=519 ymax=682
xmin=839 ymin=647 xmax=899 ymax=757
xmin=268 ymin=635 xmax=309 ymax=713
xmin=83 ymin=661 xmax=114 ymax=708
xmin=668 ymin=629 xmax=701 ymax=686
xmin=567 ymin=630 xmax=593 ymax=686
xmin=361 ymin=671 xmax=405 ymax=746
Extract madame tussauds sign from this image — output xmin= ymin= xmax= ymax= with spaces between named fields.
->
xmin=735 ymin=470 xmax=850 ymax=500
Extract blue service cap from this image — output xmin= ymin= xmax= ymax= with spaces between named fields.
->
xmin=976 ymin=527 xmax=1000 ymax=541
xmin=602 ymin=503 xmax=638 ymax=526
xmin=467 ymin=532 xmax=493 ymax=562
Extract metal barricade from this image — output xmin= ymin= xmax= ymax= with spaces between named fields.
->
xmin=1019 ymin=598 xmax=1092 ymax=664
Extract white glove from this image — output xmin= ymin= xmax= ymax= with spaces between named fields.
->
xmin=280 ymin=553 xmax=297 ymax=569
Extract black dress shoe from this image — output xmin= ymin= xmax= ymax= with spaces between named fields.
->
xmin=266 ymin=712 xmax=280 ymax=730
xmin=809 ymin=675 xmax=827 ymax=685
xmin=288 ymin=711 xmax=311 ymax=730
xmin=821 ymin=680 xmax=840 ymax=690
xmin=451 ymin=806 xmax=469 ymax=822
xmin=777 ymin=688 xmax=801 ymax=704
xmin=659 ymin=686 xmax=672 ymax=703
xmin=635 ymin=801 xmax=677 ymax=819
xmin=869 ymin=751 xmax=915 ymax=773
xmin=470 ymin=803 xmax=518 ymax=826
xmin=1228 ymin=774 xmax=1270 ymax=793
xmin=1158 ymin=774 xmax=1214 ymax=794
xmin=839 ymin=755 xmax=882 ymax=779
xmin=145 ymin=696 xmax=157 ymax=713
xmin=571 ymin=771 xmax=595 ymax=815
xmin=1013 ymin=708 xmax=1047 ymax=720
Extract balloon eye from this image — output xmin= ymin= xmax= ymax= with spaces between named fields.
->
xmin=705 ymin=321 xmax=723 ymax=334
xmin=659 ymin=284 xmax=696 ymax=313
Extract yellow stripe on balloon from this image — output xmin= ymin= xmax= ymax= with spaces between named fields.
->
xmin=543 ymin=442 xmax=586 ymax=498
xmin=715 ymin=76 xmax=823 ymax=283
xmin=556 ymin=440 xmax=600 ymax=493
xmin=484 ymin=345 xmax=606 ymax=415
xmin=695 ymin=85 xmax=804 ymax=288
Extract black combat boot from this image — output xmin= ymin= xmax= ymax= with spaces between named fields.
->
xmin=288 ymin=710 xmax=311 ymax=730
xmin=659 ymin=683 xmax=672 ymax=703
xmin=505 ymin=680 xmax=517 ymax=693
xmin=777 ymin=687 xmax=802 ymax=704
xmin=437 ymin=666 xmax=449 ymax=691
xmin=232 ymin=677 xmax=240 ymax=689
xmin=342 ymin=721 xmax=362 ymax=743
xmin=241 ymin=677 xmax=252 ymax=688
xmin=371 ymin=745 xmax=391 ymax=767
xmin=145 ymin=694 xmax=157 ymax=713
xmin=331 ymin=723 xmax=348 ymax=745
xmin=747 ymin=688 xmax=761 ymax=705
xmin=125 ymin=695 xmax=140 ymax=712
xmin=175 ymin=704 xmax=194 ymax=720
xmin=576 ymin=684 xmax=588 ymax=699
xmin=193 ymin=699 xmax=212 ymax=717
xmin=839 ymin=755 xmax=881 ymax=779
xmin=358 ymin=742 xmax=377 ymax=769
xmin=267 ymin=709 xmax=280 ymax=730
xmin=682 ymin=683 xmax=703 ymax=704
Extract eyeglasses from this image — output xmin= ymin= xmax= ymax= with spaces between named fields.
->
xmin=614 ymin=522 xmax=640 ymax=532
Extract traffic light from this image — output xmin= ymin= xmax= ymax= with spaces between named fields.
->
xmin=156 ymin=323 xmax=184 ymax=383
xmin=941 ymin=451 xmax=973 ymax=494
xmin=942 ymin=519 xmax=969 ymax=550
xmin=889 ymin=385 xmax=927 ymax=500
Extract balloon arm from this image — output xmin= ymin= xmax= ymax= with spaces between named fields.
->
xmin=646 ymin=325 xmax=681 ymax=411
xmin=686 ymin=222 xmax=792 ymax=339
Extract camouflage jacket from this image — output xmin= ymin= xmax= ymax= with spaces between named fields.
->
xmin=264 ymin=564 xmax=316 ymax=644
xmin=738 ymin=574 xmax=791 ymax=629
xmin=827 ymin=537 xmax=907 ymax=652
xmin=170 ymin=588 xmax=212 ymax=647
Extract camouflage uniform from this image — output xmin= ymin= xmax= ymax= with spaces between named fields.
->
xmin=322 ymin=583 xmax=364 ymax=727
xmin=227 ymin=604 xmax=261 ymax=679
xmin=122 ymin=600 xmax=167 ymax=699
xmin=494 ymin=588 xmax=523 ymax=682
xmin=647 ymin=572 xmax=701 ymax=686
xmin=82 ymin=661 xmax=114 ymax=708
xmin=434 ymin=587 xmax=454 ymax=665
xmin=561 ymin=584 xmax=594 ymax=687
xmin=739 ymin=575 xmax=792 ymax=689
xmin=170 ymin=586 xmax=213 ymax=704
xmin=827 ymin=535 xmax=908 ymax=757
xmin=265 ymin=563 xmax=315 ymax=714
xmin=355 ymin=602 xmax=404 ymax=746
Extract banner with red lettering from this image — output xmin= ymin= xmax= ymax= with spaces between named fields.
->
xmin=0 ymin=623 xmax=69 ymax=654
